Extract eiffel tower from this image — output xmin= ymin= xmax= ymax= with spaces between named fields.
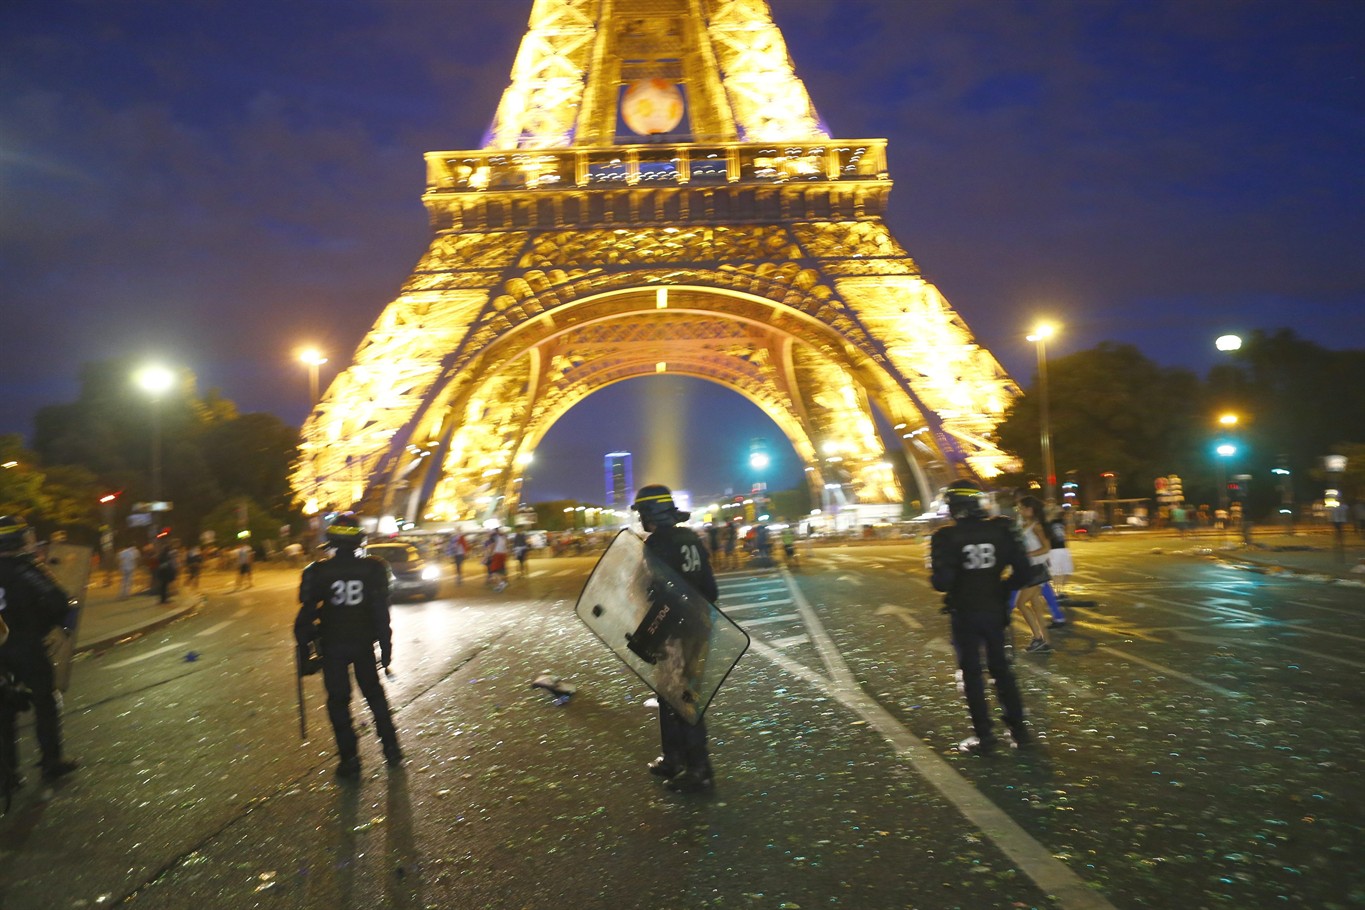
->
xmin=293 ymin=0 xmax=1020 ymax=524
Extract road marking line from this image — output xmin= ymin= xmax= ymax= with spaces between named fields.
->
xmin=106 ymin=642 xmax=182 ymax=668
xmin=767 ymin=633 xmax=811 ymax=650
xmin=1099 ymin=644 xmax=1244 ymax=698
xmin=195 ymin=621 xmax=233 ymax=637
xmin=718 ymin=603 xmax=770 ymax=613
xmin=750 ymin=637 xmax=1118 ymax=910
xmin=742 ymin=613 xmax=801 ymax=626
xmin=230 ymin=607 xmax=251 ymax=618
xmin=722 ymin=597 xmax=793 ymax=609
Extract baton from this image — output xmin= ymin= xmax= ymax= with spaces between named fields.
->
xmin=294 ymin=646 xmax=308 ymax=741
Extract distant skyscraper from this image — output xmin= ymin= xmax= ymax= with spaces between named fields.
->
xmin=605 ymin=452 xmax=633 ymax=512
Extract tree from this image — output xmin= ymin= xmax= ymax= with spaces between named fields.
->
xmin=1209 ymin=329 xmax=1365 ymax=515
xmin=995 ymin=343 xmax=1206 ymax=504
xmin=28 ymin=357 xmax=303 ymax=540
xmin=0 ymin=435 xmax=52 ymax=518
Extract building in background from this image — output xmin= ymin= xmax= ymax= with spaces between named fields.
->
xmin=605 ymin=451 xmax=633 ymax=513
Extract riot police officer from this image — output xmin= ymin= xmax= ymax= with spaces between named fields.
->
xmin=930 ymin=481 xmax=1033 ymax=754
xmin=631 ymin=484 xmax=719 ymax=793
xmin=294 ymin=514 xmax=402 ymax=779
xmin=0 ymin=515 xmax=79 ymax=786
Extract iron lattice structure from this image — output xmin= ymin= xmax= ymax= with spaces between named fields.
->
xmin=293 ymin=0 xmax=1021 ymax=522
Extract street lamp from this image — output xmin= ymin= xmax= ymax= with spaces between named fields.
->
xmin=135 ymin=364 xmax=175 ymax=503
xmin=298 ymin=347 xmax=328 ymax=404
xmin=1026 ymin=322 xmax=1058 ymax=503
xmin=1215 ymin=334 xmax=1243 ymax=352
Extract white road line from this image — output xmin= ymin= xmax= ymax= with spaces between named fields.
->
xmin=750 ymin=636 xmax=1119 ymax=910
xmin=767 ymin=633 xmax=811 ymax=650
xmin=195 ymin=621 xmax=233 ymax=637
xmin=741 ymin=613 xmax=801 ymax=626
xmin=1099 ymin=644 xmax=1245 ymax=698
xmin=106 ymin=642 xmax=183 ymax=669
xmin=230 ymin=607 xmax=251 ymax=618
xmin=718 ymin=603 xmax=769 ymax=613
xmin=722 ymin=597 xmax=793 ymax=609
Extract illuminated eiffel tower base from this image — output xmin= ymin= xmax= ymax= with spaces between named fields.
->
xmin=293 ymin=0 xmax=1021 ymax=524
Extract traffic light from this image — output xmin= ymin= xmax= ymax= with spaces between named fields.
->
xmin=1226 ymin=481 xmax=1244 ymax=502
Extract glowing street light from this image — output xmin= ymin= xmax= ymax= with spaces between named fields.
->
xmin=1026 ymin=322 xmax=1059 ymax=503
xmin=134 ymin=364 xmax=175 ymax=503
xmin=1215 ymin=334 xmax=1243 ymax=352
xmin=298 ymin=347 xmax=328 ymax=404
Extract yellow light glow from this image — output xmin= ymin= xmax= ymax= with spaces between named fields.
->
xmin=135 ymin=364 xmax=175 ymax=396
xmin=298 ymin=347 xmax=328 ymax=367
xmin=656 ymin=362 xmax=667 ymax=373
xmin=1218 ymin=413 xmax=1239 ymax=426
xmin=1026 ymin=322 xmax=1057 ymax=343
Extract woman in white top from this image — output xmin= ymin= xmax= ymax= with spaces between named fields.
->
xmin=1015 ymin=496 xmax=1052 ymax=653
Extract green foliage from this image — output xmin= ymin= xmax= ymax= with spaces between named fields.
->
xmin=26 ymin=357 xmax=302 ymax=541
xmin=201 ymin=497 xmax=290 ymax=550
xmin=0 ymin=435 xmax=52 ymax=518
xmin=995 ymin=332 xmax=1364 ymax=517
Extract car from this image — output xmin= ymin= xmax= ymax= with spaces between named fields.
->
xmin=365 ymin=541 xmax=440 ymax=601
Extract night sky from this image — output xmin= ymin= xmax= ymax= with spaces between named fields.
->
xmin=3 ymin=0 xmax=1362 ymax=505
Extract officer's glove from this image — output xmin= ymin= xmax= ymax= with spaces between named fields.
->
xmin=939 ymin=594 xmax=956 ymax=615
xmin=297 ymin=642 xmax=322 ymax=676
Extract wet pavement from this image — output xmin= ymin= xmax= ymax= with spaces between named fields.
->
xmin=2 ymin=532 xmax=1362 ymax=909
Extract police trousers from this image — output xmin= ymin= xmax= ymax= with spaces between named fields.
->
xmin=321 ymin=639 xmax=397 ymax=760
xmin=950 ymin=607 xmax=1025 ymax=739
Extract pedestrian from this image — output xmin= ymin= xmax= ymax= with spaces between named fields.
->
xmin=0 ymin=515 xmax=80 ymax=786
xmin=930 ymin=481 xmax=1034 ymax=754
xmin=485 ymin=528 xmax=508 ymax=591
xmin=630 ymin=484 xmax=719 ymax=793
xmin=153 ymin=541 xmax=177 ymax=604
xmin=447 ymin=533 xmax=468 ymax=585
xmin=293 ymin=513 xmax=402 ymax=779
xmin=117 ymin=544 xmax=139 ymax=598
xmin=723 ymin=520 xmax=737 ymax=570
xmin=1013 ymin=496 xmax=1053 ymax=653
xmin=780 ymin=525 xmax=798 ymax=566
xmin=184 ymin=545 xmax=203 ymax=592
xmin=512 ymin=530 xmax=530 ymax=577
xmin=1170 ymin=503 xmax=1187 ymax=538
xmin=234 ymin=541 xmax=254 ymax=590
xmin=1045 ymin=506 xmax=1075 ymax=602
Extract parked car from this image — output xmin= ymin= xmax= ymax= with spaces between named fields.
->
xmin=365 ymin=541 xmax=440 ymax=601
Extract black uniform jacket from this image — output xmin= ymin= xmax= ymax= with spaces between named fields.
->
xmin=0 ymin=553 xmax=70 ymax=652
xmin=930 ymin=516 xmax=1031 ymax=612
xmin=295 ymin=552 xmax=393 ymax=652
xmin=644 ymin=524 xmax=719 ymax=603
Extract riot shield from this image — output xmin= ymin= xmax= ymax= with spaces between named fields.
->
xmin=43 ymin=543 xmax=92 ymax=692
xmin=575 ymin=529 xmax=749 ymax=725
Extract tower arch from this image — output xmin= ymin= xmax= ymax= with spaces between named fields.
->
xmin=292 ymin=1 xmax=1021 ymax=523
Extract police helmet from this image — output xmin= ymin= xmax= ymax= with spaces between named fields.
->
xmin=0 ymin=515 xmax=32 ymax=553
xmin=631 ymin=484 xmax=689 ymax=526
xmin=325 ymin=512 xmax=366 ymax=549
xmin=944 ymin=479 xmax=987 ymax=520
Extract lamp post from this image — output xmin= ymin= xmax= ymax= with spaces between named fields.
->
xmin=1026 ymin=323 xmax=1058 ymax=503
xmin=135 ymin=364 xmax=175 ymax=503
xmin=298 ymin=347 xmax=328 ymax=404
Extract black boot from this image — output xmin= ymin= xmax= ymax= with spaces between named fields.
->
xmin=41 ymin=758 xmax=79 ymax=783
xmin=335 ymin=756 xmax=361 ymax=779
